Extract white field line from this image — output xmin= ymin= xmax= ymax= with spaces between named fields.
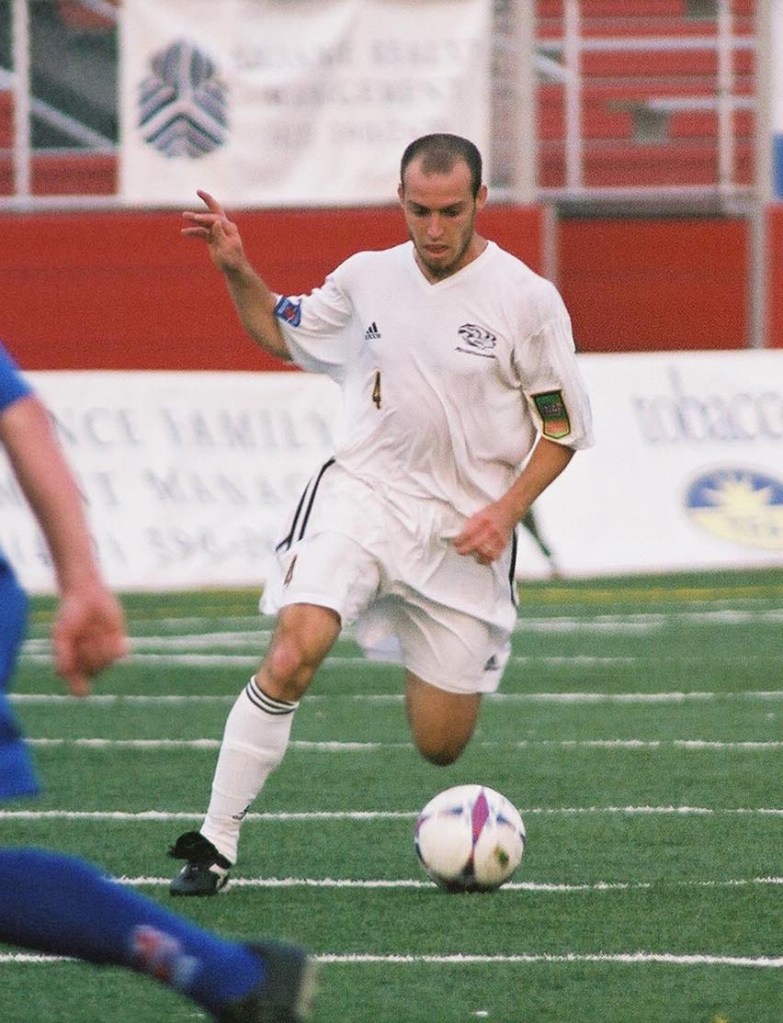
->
xmin=20 ymin=652 xmax=783 ymax=669
xmin=20 ymin=653 xmax=649 ymax=668
xmin=4 ymin=951 xmax=783 ymax=968
xmin=320 ymin=952 xmax=783 ymax=968
xmin=20 ymin=606 xmax=783 ymax=668
xmin=20 ymin=652 xmax=650 ymax=669
xmin=22 ymin=605 xmax=783 ymax=648
xmin=2 ymin=806 xmax=782 ymax=822
xmin=512 ymin=609 xmax=783 ymax=630
xmin=23 ymin=737 xmax=783 ymax=752
xmin=24 ymin=632 xmax=274 ymax=651
xmin=20 ymin=653 xmax=265 ymax=669
xmin=11 ymin=690 xmax=783 ymax=706
xmin=18 ymin=605 xmax=783 ymax=656
xmin=112 ymin=875 xmax=783 ymax=893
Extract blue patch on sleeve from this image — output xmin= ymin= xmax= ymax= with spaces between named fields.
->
xmin=274 ymin=296 xmax=302 ymax=328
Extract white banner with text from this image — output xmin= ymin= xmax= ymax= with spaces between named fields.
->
xmin=1 ymin=352 xmax=781 ymax=594
xmin=534 ymin=350 xmax=783 ymax=578
xmin=0 ymin=371 xmax=341 ymax=593
xmin=119 ymin=0 xmax=492 ymax=206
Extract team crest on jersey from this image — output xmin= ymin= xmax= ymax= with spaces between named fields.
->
xmin=456 ymin=323 xmax=497 ymax=358
xmin=533 ymin=390 xmax=571 ymax=439
xmin=274 ymin=296 xmax=302 ymax=327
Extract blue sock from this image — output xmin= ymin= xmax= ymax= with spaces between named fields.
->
xmin=0 ymin=848 xmax=264 ymax=1014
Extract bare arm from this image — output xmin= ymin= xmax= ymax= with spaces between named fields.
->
xmin=182 ymin=190 xmax=291 ymax=361
xmin=0 ymin=394 xmax=127 ymax=695
xmin=453 ymin=437 xmax=574 ymax=565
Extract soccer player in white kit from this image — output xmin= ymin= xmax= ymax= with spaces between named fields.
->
xmin=168 ymin=134 xmax=594 ymax=895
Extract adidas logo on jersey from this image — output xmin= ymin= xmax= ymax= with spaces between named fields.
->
xmin=364 ymin=321 xmax=382 ymax=341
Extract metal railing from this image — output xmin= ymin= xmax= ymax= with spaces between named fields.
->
xmin=535 ymin=0 xmax=758 ymax=210
xmin=0 ymin=0 xmax=762 ymax=211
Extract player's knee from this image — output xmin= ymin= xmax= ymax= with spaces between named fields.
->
xmin=263 ymin=606 xmax=339 ymax=699
xmin=265 ymin=633 xmax=313 ymax=694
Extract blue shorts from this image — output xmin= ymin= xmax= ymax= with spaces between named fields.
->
xmin=0 ymin=563 xmax=40 ymax=800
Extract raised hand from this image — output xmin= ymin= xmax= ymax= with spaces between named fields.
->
xmin=182 ymin=190 xmax=248 ymax=275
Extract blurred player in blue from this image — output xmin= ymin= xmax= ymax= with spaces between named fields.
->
xmin=0 ymin=342 xmax=315 ymax=1021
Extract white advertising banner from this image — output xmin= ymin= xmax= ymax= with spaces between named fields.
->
xmin=119 ymin=0 xmax=492 ymax=206
xmin=532 ymin=351 xmax=783 ymax=578
xmin=1 ymin=352 xmax=781 ymax=594
xmin=0 ymin=371 xmax=341 ymax=594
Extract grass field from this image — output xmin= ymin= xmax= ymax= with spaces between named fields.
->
xmin=2 ymin=569 xmax=782 ymax=1023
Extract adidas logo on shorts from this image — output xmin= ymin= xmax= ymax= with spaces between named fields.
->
xmin=364 ymin=321 xmax=381 ymax=341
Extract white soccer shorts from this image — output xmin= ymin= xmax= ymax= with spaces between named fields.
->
xmin=261 ymin=463 xmax=516 ymax=695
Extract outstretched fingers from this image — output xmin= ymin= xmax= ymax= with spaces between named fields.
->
xmin=195 ymin=188 xmax=221 ymax=212
xmin=181 ymin=190 xmax=226 ymax=238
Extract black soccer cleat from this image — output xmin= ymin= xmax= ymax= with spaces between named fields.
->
xmin=168 ymin=830 xmax=231 ymax=896
xmin=215 ymin=940 xmax=318 ymax=1023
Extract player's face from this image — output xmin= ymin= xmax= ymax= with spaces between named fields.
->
xmin=398 ymin=158 xmax=488 ymax=282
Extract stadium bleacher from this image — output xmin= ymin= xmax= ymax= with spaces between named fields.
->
xmin=536 ymin=0 xmax=756 ymax=191
xmin=0 ymin=0 xmax=758 ymax=198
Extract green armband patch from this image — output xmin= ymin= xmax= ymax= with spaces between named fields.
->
xmin=533 ymin=390 xmax=571 ymax=439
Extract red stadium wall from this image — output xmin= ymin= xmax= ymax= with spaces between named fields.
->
xmin=0 ymin=204 xmax=544 ymax=371
xmin=1 ymin=204 xmax=781 ymax=368
xmin=557 ymin=216 xmax=750 ymax=351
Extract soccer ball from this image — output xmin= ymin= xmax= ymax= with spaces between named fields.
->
xmin=414 ymin=784 xmax=526 ymax=892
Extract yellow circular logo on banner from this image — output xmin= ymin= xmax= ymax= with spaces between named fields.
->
xmin=685 ymin=468 xmax=783 ymax=551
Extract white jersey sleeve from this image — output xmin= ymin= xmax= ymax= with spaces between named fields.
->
xmin=273 ymin=267 xmax=358 ymax=383
xmin=514 ymin=278 xmax=593 ymax=450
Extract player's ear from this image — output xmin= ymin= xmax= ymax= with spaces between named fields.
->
xmin=397 ymin=182 xmax=405 ymax=206
xmin=475 ymin=183 xmax=488 ymax=212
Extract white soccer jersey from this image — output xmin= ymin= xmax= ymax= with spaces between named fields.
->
xmin=274 ymin=240 xmax=593 ymax=519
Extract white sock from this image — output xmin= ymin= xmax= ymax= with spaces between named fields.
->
xmin=200 ymin=676 xmax=298 ymax=864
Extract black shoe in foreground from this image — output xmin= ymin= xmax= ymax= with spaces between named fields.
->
xmin=168 ymin=830 xmax=231 ymax=896
xmin=215 ymin=941 xmax=318 ymax=1023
